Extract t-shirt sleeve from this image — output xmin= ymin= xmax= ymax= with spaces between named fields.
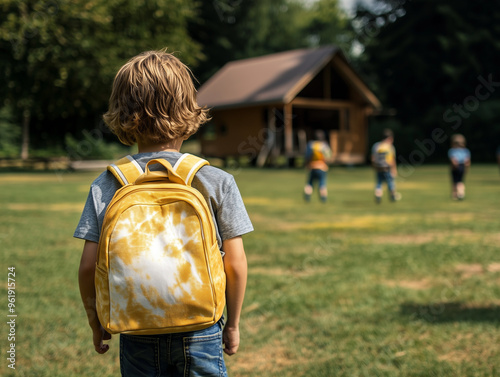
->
xmin=216 ymin=176 xmax=253 ymax=241
xmin=323 ymin=142 xmax=332 ymax=159
xmin=73 ymin=188 xmax=100 ymax=243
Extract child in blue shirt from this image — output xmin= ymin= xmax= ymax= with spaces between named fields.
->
xmin=448 ymin=134 xmax=471 ymax=200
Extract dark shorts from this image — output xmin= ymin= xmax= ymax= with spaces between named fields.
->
xmin=451 ymin=164 xmax=466 ymax=183
xmin=375 ymin=170 xmax=395 ymax=192
xmin=307 ymin=169 xmax=327 ymax=188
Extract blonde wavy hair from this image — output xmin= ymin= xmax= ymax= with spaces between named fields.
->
xmin=103 ymin=50 xmax=210 ymax=146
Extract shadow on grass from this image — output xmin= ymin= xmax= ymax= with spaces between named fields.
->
xmin=400 ymin=302 xmax=500 ymax=323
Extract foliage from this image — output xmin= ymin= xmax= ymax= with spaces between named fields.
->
xmin=304 ymin=0 xmax=355 ymax=55
xmin=0 ymin=106 xmax=20 ymax=158
xmin=0 ymin=0 xmax=203 ymax=151
xmin=65 ymin=133 xmax=130 ymax=161
xmin=1 ymin=165 xmax=500 ymax=376
xmin=0 ymin=0 xmax=355 ymax=156
xmin=354 ymin=0 xmax=500 ymax=161
xmin=189 ymin=0 xmax=353 ymax=83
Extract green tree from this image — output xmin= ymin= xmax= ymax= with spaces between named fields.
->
xmin=0 ymin=106 xmax=20 ymax=158
xmin=190 ymin=0 xmax=353 ymax=84
xmin=304 ymin=0 xmax=355 ymax=56
xmin=354 ymin=0 xmax=500 ymax=161
xmin=0 ymin=0 xmax=202 ymax=159
xmin=190 ymin=0 xmax=311 ymax=83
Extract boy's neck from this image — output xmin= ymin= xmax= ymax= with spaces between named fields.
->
xmin=137 ymin=138 xmax=184 ymax=153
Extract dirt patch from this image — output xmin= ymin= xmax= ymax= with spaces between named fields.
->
xmin=250 ymin=212 xmax=413 ymax=232
xmin=371 ymin=233 xmax=438 ymax=245
xmin=432 ymin=212 xmax=475 ymax=223
xmin=438 ymin=349 xmax=472 ymax=363
xmin=487 ymin=263 xmax=500 ymax=272
xmin=384 ymin=279 xmax=432 ymax=290
xmin=232 ymin=338 xmax=308 ymax=375
xmin=250 ymin=266 xmax=331 ymax=277
xmin=286 ymin=214 xmax=409 ymax=231
xmin=1 ymin=175 xmax=56 ymax=183
xmin=437 ymin=332 xmax=499 ymax=364
xmin=453 ymin=262 xmax=500 ymax=277
xmin=455 ymin=264 xmax=484 ymax=278
xmin=372 ymin=230 xmax=493 ymax=246
xmin=6 ymin=203 xmax=83 ymax=212
xmin=243 ymin=197 xmax=294 ymax=206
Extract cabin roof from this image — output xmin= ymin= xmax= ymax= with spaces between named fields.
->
xmin=197 ymin=45 xmax=381 ymax=110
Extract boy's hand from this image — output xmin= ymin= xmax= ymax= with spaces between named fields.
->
xmin=92 ymin=325 xmax=112 ymax=354
xmin=222 ymin=325 xmax=240 ymax=356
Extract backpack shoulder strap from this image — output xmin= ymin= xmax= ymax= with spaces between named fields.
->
xmin=107 ymin=155 xmax=144 ymax=186
xmin=172 ymin=153 xmax=209 ymax=186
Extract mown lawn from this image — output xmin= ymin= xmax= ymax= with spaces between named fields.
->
xmin=0 ymin=164 xmax=499 ymax=376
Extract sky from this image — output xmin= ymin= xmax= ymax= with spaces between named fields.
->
xmin=338 ymin=0 xmax=376 ymax=13
xmin=304 ymin=0 xmax=376 ymax=15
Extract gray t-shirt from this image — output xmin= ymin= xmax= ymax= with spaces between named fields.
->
xmin=73 ymin=152 xmax=253 ymax=251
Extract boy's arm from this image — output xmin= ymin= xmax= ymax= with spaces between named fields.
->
xmin=391 ymin=160 xmax=398 ymax=177
xmin=465 ymin=150 xmax=471 ymax=167
xmin=222 ymin=236 xmax=248 ymax=356
xmin=78 ymin=240 xmax=111 ymax=354
xmin=324 ymin=143 xmax=333 ymax=164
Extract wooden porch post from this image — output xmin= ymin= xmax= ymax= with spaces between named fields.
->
xmin=21 ymin=108 xmax=31 ymax=160
xmin=284 ymin=103 xmax=293 ymax=157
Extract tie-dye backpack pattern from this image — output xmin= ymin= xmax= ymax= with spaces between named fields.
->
xmin=95 ymin=154 xmax=226 ymax=335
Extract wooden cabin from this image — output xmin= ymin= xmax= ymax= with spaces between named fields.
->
xmin=197 ymin=45 xmax=381 ymax=166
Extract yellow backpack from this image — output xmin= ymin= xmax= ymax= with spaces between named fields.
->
xmin=310 ymin=141 xmax=325 ymax=161
xmin=95 ymin=154 xmax=226 ymax=335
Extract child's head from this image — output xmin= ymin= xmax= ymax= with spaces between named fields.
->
xmin=103 ymin=50 xmax=209 ymax=146
xmin=451 ymin=134 xmax=466 ymax=148
xmin=382 ymin=128 xmax=394 ymax=142
xmin=314 ymin=129 xmax=326 ymax=142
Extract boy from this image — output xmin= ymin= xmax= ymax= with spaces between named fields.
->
xmin=371 ymin=129 xmax=399 ymax=203
xmin=448 ymin=134 xmax=471 ymax=200
xmin=75 ymin=50 xmax=253 ymax=376
xmin=303 ymin=129 xmax=332 ymax=202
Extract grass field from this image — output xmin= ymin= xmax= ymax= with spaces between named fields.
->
xmin=1 ymin=164 xmax=499 ymax=376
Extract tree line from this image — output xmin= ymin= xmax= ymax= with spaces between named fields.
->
xmin=1 ymin=0 xmax=499 ymax=162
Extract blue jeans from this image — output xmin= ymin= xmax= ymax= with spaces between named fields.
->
xmin=375 ymin=170 xmax=395 ymax=192
xmin=120 ymin=320 xmax=227 ymax=377
xmin=307 ymin=169 xmax=327 ymax=189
